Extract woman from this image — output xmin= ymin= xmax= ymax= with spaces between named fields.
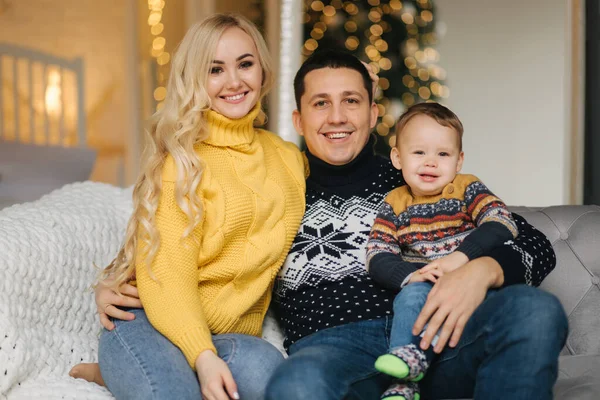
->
xmin=72 ymin=13 xmax=306 ymax=400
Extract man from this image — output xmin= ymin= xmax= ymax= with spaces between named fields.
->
xmin=265 ymin=50 xmax=567 ymax=400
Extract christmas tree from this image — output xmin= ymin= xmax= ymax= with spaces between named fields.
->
xmin=302 ymin=0 xmax=448 ymax=153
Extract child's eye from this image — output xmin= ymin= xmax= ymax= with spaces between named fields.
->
xmin=239 ymin=61 xmax=254 ymax=69
xmin=210 ymin=66 xmax=223 ymax=74
xmin=413 ymin=151 xmax=424 ymax=155
xmin=439 ymin=152 xmax=449 ymax=157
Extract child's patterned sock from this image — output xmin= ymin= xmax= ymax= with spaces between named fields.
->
xmin=381 ymin=380 xmax=420 ymax=400
xmin=375 ymin=343 xmax=430 ymax=381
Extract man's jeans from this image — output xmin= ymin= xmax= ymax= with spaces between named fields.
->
xmin=265 ymin=285 xmax=568 ymax=400
xmin=98 ymin=308 xmax=284 ymax=400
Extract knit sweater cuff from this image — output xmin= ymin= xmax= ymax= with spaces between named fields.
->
xmin=178 ymin=326 xmax=217 ymax=369
xmin=455 ymin=241 xmax=482 ymax=260
xmin=487 ymin=246 xmax=524 ymax=287
xmin=368 ymin=253 xmax=424 ymax=290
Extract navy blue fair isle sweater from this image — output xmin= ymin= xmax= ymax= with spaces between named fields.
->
xmin=273 ymin=135 xmax=556 ymax=349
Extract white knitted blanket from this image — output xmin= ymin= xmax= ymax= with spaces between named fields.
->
xmin=0 ymin=181 xmax=286 ymax=399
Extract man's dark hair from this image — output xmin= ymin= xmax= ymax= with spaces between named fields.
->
xmin=293 ymin=50 xmax=373 ymax=110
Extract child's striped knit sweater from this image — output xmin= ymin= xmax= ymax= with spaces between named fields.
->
xmin=366 ymin=174 xmax=518 ymax=288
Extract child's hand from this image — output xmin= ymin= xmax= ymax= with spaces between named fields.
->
xmin=361 ymin=61 xmax=379 ymax=99
xmin=421 ymin=252 xmax=469 ymax=275
xmin=410 ymin=266 xmax=443 ymax=284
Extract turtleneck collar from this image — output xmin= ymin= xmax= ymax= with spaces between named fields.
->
xmin=204 ymin=102 xmax=261 ymax=147
xmin=306 ymin=134 xmax=379 ymax=187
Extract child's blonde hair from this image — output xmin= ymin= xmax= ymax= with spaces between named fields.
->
xmin=101 ymin=13 xmax=274 ymax=289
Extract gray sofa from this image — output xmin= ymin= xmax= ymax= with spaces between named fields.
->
xmin=0 ymin=182 xmax=598 ymax=399
xmin=509 ymin=205 xmax=600 ymax=400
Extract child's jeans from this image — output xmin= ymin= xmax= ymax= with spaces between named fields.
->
xmin=390 ymin=281 xmax=436 ymax=350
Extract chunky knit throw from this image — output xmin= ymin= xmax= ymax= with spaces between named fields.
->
xmin=0 ymin=181 xmax=287 ymax=399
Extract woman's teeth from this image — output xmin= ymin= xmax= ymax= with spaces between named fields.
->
xmin=224 ymin=93 xmax=245 ymax=101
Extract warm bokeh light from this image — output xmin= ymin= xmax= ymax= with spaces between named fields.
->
xmin=311 ymin=1 xmax=324 ymax=11
xmin=147 ymin=11 xmax=162 ymax=26
xmin=323 ymin=5 xmax=336 ymax=16
xmin=344 ymin=21 xmax=358 ymax=32
xmin=153 ymin=86 xmax=167 ymax=101
xmin=390 ymin=0 xmax=403 ymax=10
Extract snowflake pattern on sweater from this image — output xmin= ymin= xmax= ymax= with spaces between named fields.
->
xmin=273 ymin=145 xmax=402 ymax=348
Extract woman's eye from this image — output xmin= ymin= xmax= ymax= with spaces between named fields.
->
xmin=210 ymin=67 xmax=223 ymax=74
xmin=239 ymin=61 xmax=253 ymax=69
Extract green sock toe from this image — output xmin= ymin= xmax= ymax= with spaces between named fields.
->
xmin=375 ymin=354 xmax=410 ymax=379
xmin=411 ymin=372 xmax=425 ymax=382
xmin=414 ymin=394 xmax=420 ymax=400
xmin=381 ymin=396 xmax=407 ymax=400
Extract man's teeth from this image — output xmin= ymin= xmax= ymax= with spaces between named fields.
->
xmin=325 ymin=132 xmax=350 ymax=139
xmin=224 ymin=93 xmax=245 ymax=101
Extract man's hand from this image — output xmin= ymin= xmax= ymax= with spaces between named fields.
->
xmin=95 ymin=280 xmax=142 ymax=330
xmin=195 ymin=350 xmax=239 ymax=400
xmin=420 ymin=251 xmax=469 ymax=275
xmin=412 ymin=257 xmax=504 ymax=354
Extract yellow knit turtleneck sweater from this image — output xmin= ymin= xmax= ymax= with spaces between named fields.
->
xmin=136 ymin=104 xmax=306 ymax=368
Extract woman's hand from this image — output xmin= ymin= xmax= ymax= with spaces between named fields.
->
xmin=95 ymin=280 xmax=143 ymax=330
xmin=195 ymin=350 xmax=239 ymax=400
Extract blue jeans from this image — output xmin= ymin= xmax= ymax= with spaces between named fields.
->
xmin=389 ymin=281 xmax=439 ymax=367
xmin=389 ymin=281 xmax=436 ymax=352
xmin=98 ymin=308 xmax=284 ymax=400
xmin=265 ymin=285 xmax=568 ymax=400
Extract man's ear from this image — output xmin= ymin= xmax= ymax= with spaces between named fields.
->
xmin=456 ymin=151 xmax=464 ymax=173
xmin=369 ymin=102 xmax=378 ymax=129
xmin=390 ymin=147 xmax=402 ymax=170
xmin=292 ymin=109 xmax=305 ymax=137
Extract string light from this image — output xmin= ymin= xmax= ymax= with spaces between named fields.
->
xmin=147 ymin=0 xmax=170 ymax=111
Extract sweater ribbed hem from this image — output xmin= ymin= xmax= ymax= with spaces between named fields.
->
xmin=488 ymin=247 xmax=523 ymax=287
xmin=369 ymin=253 xmax=422 ymax=290
xmin=178 ymin=325 xmax=217 ymax=369
xmin=456 ymin=241 xmax=482 ymax=260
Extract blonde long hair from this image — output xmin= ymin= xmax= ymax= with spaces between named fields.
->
xmin=102 ymin=13 xmax=274 ymax=289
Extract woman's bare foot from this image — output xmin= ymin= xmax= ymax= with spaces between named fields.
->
xmin=69 ymin=363 xmax=106 ymax=387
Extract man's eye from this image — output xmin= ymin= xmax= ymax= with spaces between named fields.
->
xmin=314 ymin=100 xmax=327 ymax=107
xmin=240 ymin=61 xmax=253 ymax=69
xmin=346 ymin=98 xmax=359 ymax=104
xmin=210 ymin=67 xmax=223 ymax=74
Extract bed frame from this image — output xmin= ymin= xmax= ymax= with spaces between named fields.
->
xmin=0 ymin=42 xmax=86 ymax=147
